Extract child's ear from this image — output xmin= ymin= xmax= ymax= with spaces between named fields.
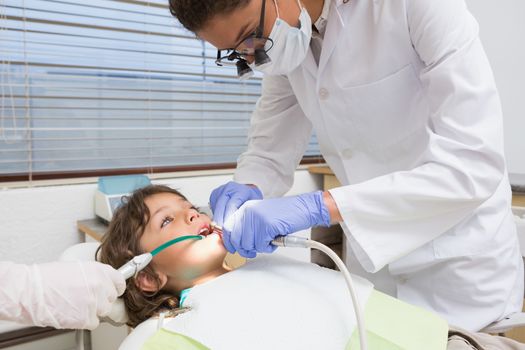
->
xmin=135 ymin=271 xmax=168 ymax=293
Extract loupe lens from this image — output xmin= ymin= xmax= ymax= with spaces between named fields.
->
xmin=236 ymin=60 xmax=254 ymax=80
xmin=254 ymin=48 xmax=271 ymax=68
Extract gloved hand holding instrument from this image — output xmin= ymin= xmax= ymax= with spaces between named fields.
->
xmin=209 ymin=181 xmax=263 ymax=227
xmin=220 ymin=190 xmax=331 ymax=258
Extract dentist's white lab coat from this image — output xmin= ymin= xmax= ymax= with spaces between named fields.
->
xmin=234 ymin=0 xmax=523 ymax=331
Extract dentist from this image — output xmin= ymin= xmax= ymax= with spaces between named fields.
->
xmin=168 ymin=0 xmax=523 ymax=331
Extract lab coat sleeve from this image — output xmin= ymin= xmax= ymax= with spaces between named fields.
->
xmin=329 ymin=0 xmax=506 ymax=272
xmin=0 ymin=261 xmax=125 ymax=329
xmin=234 ymin=74 xmax=313 ymax=198
xmin=0 ymin=261 xmax=54 ymax=327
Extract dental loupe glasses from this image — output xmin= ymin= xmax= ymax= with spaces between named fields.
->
xmin=215 ymin=0 xmax=273 ymax=80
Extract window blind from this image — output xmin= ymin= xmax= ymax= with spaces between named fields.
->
xmin=0 ymin=0 xmax=320 ymax=181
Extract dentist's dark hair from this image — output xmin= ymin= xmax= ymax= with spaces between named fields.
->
xmin=97 ymin=185 xmax=190 ymax=328
xmin=169 ymin=0 xmax=251 ymax=32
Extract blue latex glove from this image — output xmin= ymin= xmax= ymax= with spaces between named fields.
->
xmin=209 ymin=181 xmax=263 ymax=227
xmin=222 ymin=191 xmax=331 ymax=258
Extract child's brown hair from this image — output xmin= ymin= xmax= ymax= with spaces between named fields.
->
xmin=97 ymin=185 xmax=189 ymax=327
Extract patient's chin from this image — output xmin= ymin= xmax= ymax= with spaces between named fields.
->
xmin=205 ymin=232 xmax=226 ymax=248
xmin=198 ymin=233 xmax=228 ymax=258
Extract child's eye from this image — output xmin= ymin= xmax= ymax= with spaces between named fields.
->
xmin=161 ymin=216 xmax=173 ymax=228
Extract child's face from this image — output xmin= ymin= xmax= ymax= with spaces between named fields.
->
xmin=140 ymin=192 xmax=228 ymax=291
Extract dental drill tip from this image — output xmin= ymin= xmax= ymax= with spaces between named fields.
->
xmin=211 ymin=222 xmax=223 ymax=233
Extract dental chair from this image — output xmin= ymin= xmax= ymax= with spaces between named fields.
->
xmin=60 ymin=242 xmax=129 ymax=350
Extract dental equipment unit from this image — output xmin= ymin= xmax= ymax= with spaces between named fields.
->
xmin=95 ymin=175 xmax=151 ymax=223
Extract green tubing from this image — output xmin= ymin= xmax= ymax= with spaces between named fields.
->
xmin=151 ymin=235 xmax=203 ymax=256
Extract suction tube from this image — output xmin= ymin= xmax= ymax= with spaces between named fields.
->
xmin=118 ymin=235 xmax=202 ymax=280
xmin=272 ymin=236 xmax=368 ymax=350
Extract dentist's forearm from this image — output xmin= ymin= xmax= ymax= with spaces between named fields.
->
xmin=323 ymin=191 xmax=342 ymax=224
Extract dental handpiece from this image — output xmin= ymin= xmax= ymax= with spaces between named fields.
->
xmin=209 ymin=223 xmax=297 ymax=248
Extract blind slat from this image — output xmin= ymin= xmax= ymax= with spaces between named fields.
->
xmin=0 ymin=74 xmax=262 ymax=93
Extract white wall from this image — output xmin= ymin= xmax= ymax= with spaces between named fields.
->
xmin=0 ymin=170 xmax=321 ymax=264
xmin=466 ymin=0 xmax=525 ymax=175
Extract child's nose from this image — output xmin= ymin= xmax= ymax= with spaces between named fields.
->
xmin=186 ymin=209 xmax=200 ymax=224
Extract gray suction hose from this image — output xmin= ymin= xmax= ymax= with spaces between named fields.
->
xmin=272 ymin=236 xmax=368 ymax=350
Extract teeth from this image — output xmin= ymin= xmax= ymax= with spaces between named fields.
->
xmin=199 ymin=227 xmax=210 ymax=236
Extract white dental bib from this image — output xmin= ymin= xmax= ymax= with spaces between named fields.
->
xmin=154 ymin=255 xmax=372 ymax=350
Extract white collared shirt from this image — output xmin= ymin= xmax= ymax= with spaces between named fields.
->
xmin=310 ymin=0 xmax=332 ymax=65
xmin=314 ymin=0 xmax=332 ymax=36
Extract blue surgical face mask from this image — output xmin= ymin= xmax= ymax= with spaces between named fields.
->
xmin=252 ymin=0 xmax=313 ymax=75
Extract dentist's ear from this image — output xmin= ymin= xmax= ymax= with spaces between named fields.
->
xmin=135 ymin=270 xmax=168 ymax=293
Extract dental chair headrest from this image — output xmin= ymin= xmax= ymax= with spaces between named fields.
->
xmin=60 ymin=242 xmax=129 ymax=326
xmin=60 ymin=242 xmax=101 ymax=261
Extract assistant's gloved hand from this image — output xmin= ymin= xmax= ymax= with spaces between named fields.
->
xmin=222 ymin=191 xmax=331 ymax=258
xmin=209 ymin=181 xmax=263 ymax=227
xmin=0 ymin=261 xmax=125 ymax=330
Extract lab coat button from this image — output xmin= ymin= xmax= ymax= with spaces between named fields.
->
xmin=319 ymin=88 xmax=329 ymax=100
xmin=342 ymin=148 xmax=353 ymax=159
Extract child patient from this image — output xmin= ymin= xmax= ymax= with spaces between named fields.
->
xmin=98 ymin=184 xmax=230 ymax=328
xmin=98 ymin=185 xmax=522 ymax=350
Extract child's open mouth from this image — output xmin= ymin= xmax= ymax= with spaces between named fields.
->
xmin=199 ymin=225 xmax=221 ymax=237
xmin=198 ymin=224 xmax=223 ymax=238
xmin=198 ymin=226 xmax=211 ymax=236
